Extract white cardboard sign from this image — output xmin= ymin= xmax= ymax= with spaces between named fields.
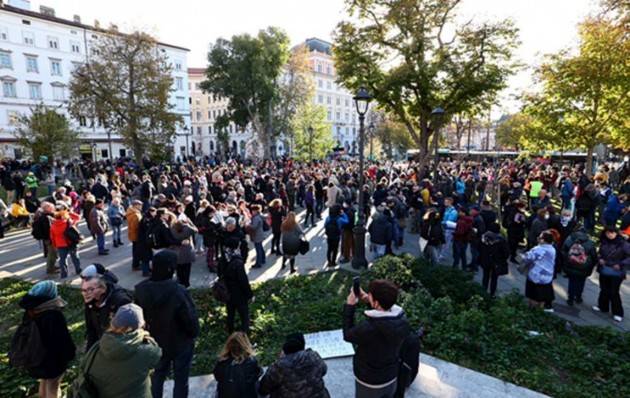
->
xmin=304 ymin=329 xmax=355 ymax=359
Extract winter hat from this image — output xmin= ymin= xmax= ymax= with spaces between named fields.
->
xmin=282 ymin=333 xmax=306 ymax=355
xmin=81 ymin=263 xmax=105 ymax=279
xmin=28 ymin=280 xmax=57 ymax=299
xmin=151 ymin=249 xmax=177 ymax=281
xmin=111 ymin=303 xmax=145 ymax=330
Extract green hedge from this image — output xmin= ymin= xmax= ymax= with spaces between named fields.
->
xmin=1 ymin=256 xmax=628 ymax=397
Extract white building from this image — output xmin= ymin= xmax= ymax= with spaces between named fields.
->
xmin=0 ymin=0 xmax=190 ymax=161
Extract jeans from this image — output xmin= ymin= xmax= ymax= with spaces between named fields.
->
xmin=227 ymin=302 xmax=250 ymax=333
xmin=254 ymin=241 xmax=265 ymax=267
xmin=482 ymin=266 xmax=499 ymax=296
xmin=112 ymin=224 xmax=122 ymax=244
xmin=439 ymin=228 xmax=454 ymax=261
xmin=355 ymin=379 xmax=397 ymax=398
xmin=151 ymin=345 xmax=194 ymax=398
xmin=469 ymin=244 xmax=480 ymax=270
xmin=567 ymin=274 xmax=586 ymax=301
xmin=316 ymin=198 xmax=324 ymax=218
xmin=423 ymin=244 xmax=440 ymax=265
xmin=598 ymin=274 xmax=624 ymax=317
xmin=96 ymin=233 xmax=106 ymax=253
xmin=452 ymin=241 xmax=468 ymax=269
xmin=141 ymin=259 xmax=151 ymax=275
xmin=58 ymin=247 xmax=81 ymax=277
xmin=327 ymin=238 xmax=340 ymax=265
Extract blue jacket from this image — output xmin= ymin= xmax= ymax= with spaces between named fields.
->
xmin=561 ymin=179 xmax=574 ymax=200
xmin=442 ymin=206 xmax=458 ymax=228
xmin=603 ymin=194 xmax=624 ymax=223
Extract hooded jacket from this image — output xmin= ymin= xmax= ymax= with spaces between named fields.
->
xmin=258 ymin=349 xmax=329 ymax=398
xmin=87 ymin=330 xmax=162 ymax=398
xmin=343 ymin=304 xmax=410 ymax=386
xmin=85 ymin=284 xmax=133 ymax=350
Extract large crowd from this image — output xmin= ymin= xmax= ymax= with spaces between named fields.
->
xmin=1 ymin=155 xmax=629 ymax=398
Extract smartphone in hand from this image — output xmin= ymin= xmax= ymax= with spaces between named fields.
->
xmin=353 ymin=276 xmax=361 ymax=299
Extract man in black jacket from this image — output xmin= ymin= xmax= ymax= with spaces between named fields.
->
xmin=81 ymin=274 xmax=132 ymax=350
xmin=218 ymin=244 xmax=253 ymax=333
xmin=135 ymin=249 xmax=200 ymax=398
xmin=343 ymin=279 xmax=410 ymax=398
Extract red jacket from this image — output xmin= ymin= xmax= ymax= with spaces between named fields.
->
xmin=50 ymin=213 xmax=80 ymax=249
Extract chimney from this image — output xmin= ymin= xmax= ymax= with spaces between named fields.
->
xmin=39 ymin=5 xmax=54 ymax=16
xmin=94 ymin=19 xmax=100 ymax=29
xmin=73 ymin=15 xmax=81 ymax=23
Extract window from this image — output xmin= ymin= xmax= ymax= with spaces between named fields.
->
xmin=176 ymin=77 xmax=183 ymax=91
xmin=47 ymin=36 xmax=59 ymax=50
xmin=336 ymin=111 xmax=340 ymax=120
xmin=22 ymin=31 xmax=34 ymax=46
xmin=7 ymin=110 xmax=19 ymax=125
xmin=212 ymin=110 xmax=216 ymax=118
xmin=22 ymin=20 xmax=31 ymax=25
xmin=318 ymin=79 xmax=323 ymax=88
xmin=196 ymin=126 xmax=201 ymax=135
xmin=0 ymin=51 xmax=12 ymax=69
xmin=194 ymin=83 xmax=201 ymax=90
xmin=327 ymin=81 xmax=331 ymax=89
xmin=336 ymin=97 xmax=340 ymax=105
xmin=326 ymin=96 xmax=331 ymax=104
xmin=50 ymin=59 xmax=62 ymax=76
xmin=28 ymin=82 xmax=41 ymax=99
xmin=70 ymin=41 xmax=81 ymax=54
xmin=52 ymin=84 xmax=65 ymax=101
xmin=196 ymin=111 xmax=201 ymax=121
xmin=0 ymin=26 xmax=8 ymax=41
xmin=3 ymin=81 xmax=16 ymax=97
xmin=175 ymin=61 xmax=182 ymax=71
xmin=176 ymin=96 xmax=185 ymax=110
xmin=326 ymin=65 xmax=331 ymax=75
xmin=318 ymin=95 xmax=323 ymax=104
xmin=345 ymin=113 xmax=349 ymax=121
xmin=327 ymin=110 xmax=332 ymax=120
xmin=25 ymin=56 xmax=38 ymax=73
xmin=208 ymin=126 xmax=212 ymax=134
xmin=79 ymin=116 xmax=87 ymax=126
xmin=317 ymin=63 xmax=322 ymax=73
xmin=101 ymin=149 xmax=109 ymax=159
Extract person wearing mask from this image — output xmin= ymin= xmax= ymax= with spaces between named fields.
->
xmin=49 ymin=208 xmax=81 ymax=279
xmin=561 ymin=226 xmax=598 ymax=306
xmin=343 ymin=279 xmax=410 ymax=398
xmin=521 ymin=231 xmax=556 ymax=312
xmin=420 ymin=208 xmax=445 ymax=265
xmin=135 ymin=250 xmax=200 ymax=398
xmin=107 ymin=198 xmax=125 ymax=248
xmin=170 ymin=219 xmax=198 ymax=287
xmin=213 ymin=332 xmax=263 ymax=398
xmin=81 ymin=275 xmax=132 ymax=350
xmin=126 ymin=200 xmax=143 ymax=271
xmin=218 ymin=243 xmax=253 ymax=333
xmin=324 ymin=204 xmax=349 ymax=267
xmin=479 ymin=223 xmax=510 ymax=298
xmin=258 ymin=333 xmax=329 ymax=398
xmin=281 ymin=211 xmax=304 ymax=274
xmin=16 ymin=281 xmax=75 ymax=398
xmin=248 ymin=204 xmax=266 ymax=269
xmin=89 ymin=199 xmax=110 ymax=255
xmin=82 ymin=304 xmax=162 ymax=398
xmin=592 ymin=226 xmax=630 ymax=322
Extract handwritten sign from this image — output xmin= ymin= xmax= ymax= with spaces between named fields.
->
xmin=304 ymin=329 xmax=355 ymax=359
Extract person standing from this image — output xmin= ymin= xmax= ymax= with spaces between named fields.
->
xmin=269 ymin=199 xmax=286 ymax=256
xmin=15 ymin=281 xmax=75 ymax=398
xmin=83 ymin=304 xmax=162 ymax=398
xmin=561 ymin=226 xmax=597 ymax=306
xmin=281 ymin=212 xmax=304 ymax=274
xmin=135 ymin=250 xmax=200 ymax=398
xmin=170 ymin=219 xmax=198 ymax=288
xmin=340 ymin=201 xmax=356 ymax=263
xmin=303 ymin=185 xmax=316 ymax=227
xmin=368 ymin=205 xmax=393 ymax=260
xmin=25 ymin=171 xmax=39 ymax=198
xmin=107 ymin=197 xmax=125 ymax=248
xmin=248 ymin=205 xmax=266 ymax=269
xmin=324 ymin=204 xmax=348 ymax=267
xmin=89 ymin=199 xmax=110 ymax=255
xmin=258 ymin=333 xmax=329 ymax=398
xmin=32 ymin=202 xmax=57 ymax=273
xmin=49 ymin=209 xmax=81 ymax=279
xmin=218 ymin=244 xmax=253 ymax=333
xmin=439 ymin=197 xmax=458 ymax=262
xmin=343 ymin=279 xmax=410 ymax=398
xmin=521 ymin=231 xmax=557 ymax=312
xmin=126 ymin=200 xmax=144 ymax=271
xmin=213 ymin=332 xmax=262 ymax=398
xmin=420 ymin=208 xmax=445 ymax=265
xmin=452 ymin=208 xmax=473 ymax=270
xmin=592 ymin=226 xmax=629 ymax=322
xmin=479 ymin=224 xmax=510 ymax=298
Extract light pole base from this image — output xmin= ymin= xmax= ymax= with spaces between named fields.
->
xmin=351 ymin=222 xmax=368 ymax=269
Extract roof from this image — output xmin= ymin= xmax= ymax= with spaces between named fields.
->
xmin=304 ymin=38 xmax=332 ymax=55
xmin=188 ymin=67 xmax=206 ymax=74
xmin=0 ymin=4 xmax=189 ymax=51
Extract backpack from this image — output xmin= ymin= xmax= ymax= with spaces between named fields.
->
xmin=31 ymin=214 xmax=48 ymax=240
xmin=325 ymin=217 xmax=341 ymax=239
xmin=568 ymin=241 xmax=588 ymax=267
xmin=9 ymin=314 xmax=47 ymax=371
xmin=64 ymin=220 xmax=83 ymax=247
xmin=395 ymin=328 xmax=422 ymax=397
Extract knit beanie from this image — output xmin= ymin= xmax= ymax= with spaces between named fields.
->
xmin=111 ymin=303 xmax=145 ymax=330
xmin=28 ymin=281 xmax=58 ymax=299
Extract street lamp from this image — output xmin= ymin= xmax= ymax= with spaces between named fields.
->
xmin=368 ymin=122 xmax=375 ymax=160
xmin=308 ymin=126 xmax=314 ymax=162
xmin=431 ymin=107 xmax=445 ymax=180
xmin=352 ymin=87 xmax=372 ymax=269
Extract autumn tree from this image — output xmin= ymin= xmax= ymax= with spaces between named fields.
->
xmin=522 ymin=17 xmax=629 ymax=173
xmin=290 ymin=103 xmax=334 ymax=161
xmin=68 ymin=27 xmax=181 ymax=163
xmin=333 ymin=0 xmax=519 ymax=169
xmin=12 ymin=104 xmax=78 ymax=160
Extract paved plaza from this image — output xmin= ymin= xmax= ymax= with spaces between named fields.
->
xmin=0 ymin=208 xmax=627 ymax=332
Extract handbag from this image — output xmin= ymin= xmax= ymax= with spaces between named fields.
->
xmin=600 ymin=265 xmax=625 ymax=278
xmin=72 ymin=342 xmax=100 ymax=398
xmin=299 ymin=239 xmax=310 ymax=255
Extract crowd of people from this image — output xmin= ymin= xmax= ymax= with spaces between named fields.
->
xmin=2 ymin=154 xmax=629 ymax=398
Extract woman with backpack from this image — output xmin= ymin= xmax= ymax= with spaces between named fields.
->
xmin=561 ymin=226 xmax=597 ymax=306
xmin=15 ymin=281 xmax=75 ymax=398
xmin=281 ymin=211 xmax=305 ymax=274
xmin=49 ymin=208 xmax=81 ymax=279
xmin=213 ymin=332 xmax=263 ymax=398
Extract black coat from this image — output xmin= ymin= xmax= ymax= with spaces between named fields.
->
xmin=85 ymin=285 xmax=133 ymax=350
xmin=479 ymin=232 xmax=510 ymax=275
xmin=213 ymin=357 xmax=262 ymax=398
xmin=153 ymin=219 xmax=180 ymax=249
xmin=135 ymin=279 xmax=200 ymax=359
xmin=18 ymin=295 xmax=76 ymax=379
xmin=368 ymin=213 xmax=393 ymax=245
xmin=342 ymin=304 xmax=410 ymax=385
xmin=137 ymin=215 xmax=156 ymax=261
xmin=218 ymin=254 xmax=253 ymax=306
xmin=258 ymin=349 xmax=329 ymax=398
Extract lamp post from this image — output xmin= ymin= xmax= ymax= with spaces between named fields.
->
xmin=431 ymin=107 xmax=445 ymax=180
xmin=368 ymin=122 xmax=375 ymax=160
xmin=352 ymin=87 xmax=372 ymax=269
xmin=308 ymin=126 xmax=314 ymax=162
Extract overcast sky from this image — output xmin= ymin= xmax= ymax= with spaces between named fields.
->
xmin=42 ymin=0 xmax=597 ymax=114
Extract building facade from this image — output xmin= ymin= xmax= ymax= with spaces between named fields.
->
xmin=0 ymin=0 xmax=190 ymax=160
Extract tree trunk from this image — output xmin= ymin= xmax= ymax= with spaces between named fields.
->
xmin=586 ymin=146 xmax=594 ymax=177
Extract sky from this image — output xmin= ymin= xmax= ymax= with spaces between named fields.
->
xmin=37 ymin=0 xmax=598 ymax=114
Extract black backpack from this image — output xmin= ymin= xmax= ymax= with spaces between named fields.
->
xmin=395 ymin=329 xmax=422 ymax=397
xmin=64 ymin=220 xmax=83 ymax=247
xmin=31 ymin=214 xmax=48 ymax=240
xmin=9 ymin=314 xmax=47 ymax=371
xmin=325 ymin=217 xmax=341 ymax=239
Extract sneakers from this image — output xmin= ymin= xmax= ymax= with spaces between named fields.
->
xmin=613 ymin=316 xmax=623 ymax=322
xmin=592 ymin=306 xmax=601 ymax=312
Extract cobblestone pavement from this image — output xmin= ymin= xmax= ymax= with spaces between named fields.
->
xmin=0 ymin=209 xmax=627 ymax=331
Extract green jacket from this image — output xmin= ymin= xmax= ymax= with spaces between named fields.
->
xmin=25 ymin=175 xmax=38 ymax=189
xmin=86 ymin=330 xmax=162 ymax=398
